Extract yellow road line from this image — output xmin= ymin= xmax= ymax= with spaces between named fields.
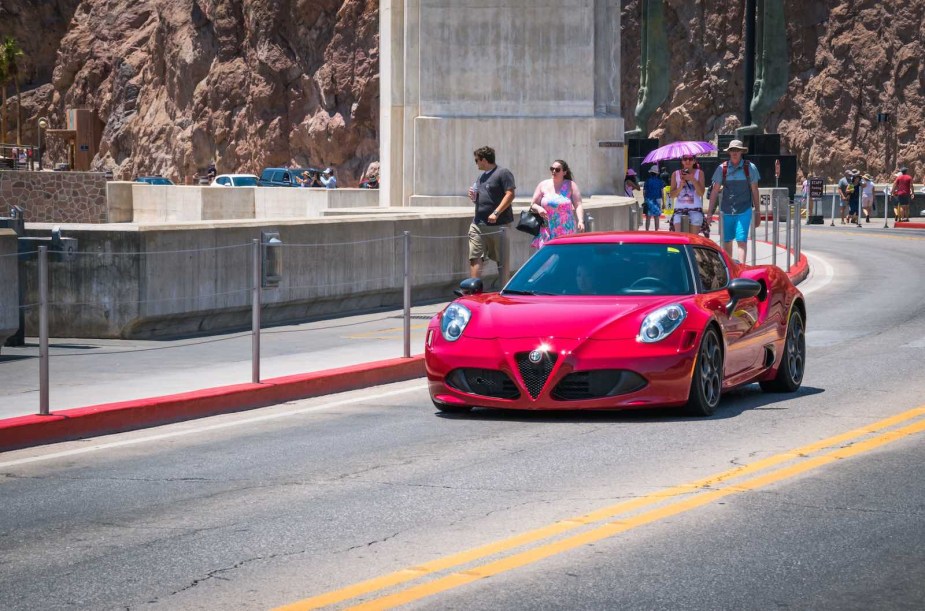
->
xmin=348 ymin=417 xmax=925 ymax=610
xmin=274 ymin=406 xmax=925 ymax=611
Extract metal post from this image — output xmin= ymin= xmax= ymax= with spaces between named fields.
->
xmin=795 ymin=199 xmax=802 ymax=263
xmin=750 ymin=207 xmax=757 ymax=266
xmin=771 ymin=198 xmax=779 ymax=268
xmin=252 ymin=239 xmax=261 ymax=384
xmin=883 ymin=187 xmax=890 ymax=229
xmin=500 ymin=226 xmax=511 ymax=286
xmin=680 ymin=215 xmax=691 ymax=234
xmin=402 ymin=231 xmax=411 ymax=358
xmin=718 ymin=210 xmax=725 ymax=247
xmin=764 ymin=194 xmax=769 ymax=241
xmin=830 ymin=190 xmax=837 ymax=226
xmin=785 ymin=204 xmax=793 ymax=271
xmin=38 ymin=245 xmax=49 ymax=415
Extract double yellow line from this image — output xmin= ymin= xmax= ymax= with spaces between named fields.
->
xmin=276 ymin=405 xmax=925 ymax=611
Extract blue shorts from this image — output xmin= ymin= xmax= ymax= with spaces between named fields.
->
xmin=644 ymin=198 xmax=662 ymax=216
xmin=722 ymin=209 xmax=753 ymax=243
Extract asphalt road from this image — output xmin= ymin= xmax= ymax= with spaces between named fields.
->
xmin=1 ymin=225 xmax=924 ymax=610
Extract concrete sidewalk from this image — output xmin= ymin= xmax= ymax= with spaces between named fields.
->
xmin=0 ymin=237 xmax=808 ymax=451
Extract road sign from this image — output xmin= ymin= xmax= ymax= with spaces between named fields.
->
xmin=809 ymin=178 xmax=824 ymax=198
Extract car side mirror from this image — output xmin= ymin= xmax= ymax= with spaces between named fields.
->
xmin=454 ymin=278 xmax=483 ymax=297
xmin=725 ymin=278 xmax=762 ymax=315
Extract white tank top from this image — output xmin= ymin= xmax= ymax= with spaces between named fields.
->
xmin=674 ymin=169 xmax=702 ymax=209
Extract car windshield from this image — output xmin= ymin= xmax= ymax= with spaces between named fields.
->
xmin=504 ymin=243 xmax=693 ymax=296
xmin=233 ymin=176 xmax=258 ymax=186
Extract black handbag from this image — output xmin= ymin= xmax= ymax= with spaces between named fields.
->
xmin=516 ymin=209 xmax=545 ymax=236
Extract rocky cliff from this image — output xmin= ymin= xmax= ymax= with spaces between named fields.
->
xmin=622 ymin=0 xmax=924 ymax=181
xmin=2 ymin=1 xmax=922 ymax=185
xmin=1 ymin=0 xmax=378 ymax=185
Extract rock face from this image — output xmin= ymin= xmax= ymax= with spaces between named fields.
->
xmin=2 ymin=0 xmax=378 ymax=186
xmin=3 ymin=2 xmax=921 ymax=186
xmin=622 ymin=0 xmax=924 ymax=181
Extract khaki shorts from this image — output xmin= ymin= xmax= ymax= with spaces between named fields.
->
xmin=468 ymin=222 xmax=505 ymax=263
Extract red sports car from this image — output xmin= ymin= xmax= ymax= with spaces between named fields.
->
xmin=425 ymin=232 xmax=806 ymax=416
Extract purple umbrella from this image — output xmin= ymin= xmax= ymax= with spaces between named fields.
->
xmin=642 ymin=140 xmax=717 ymax=164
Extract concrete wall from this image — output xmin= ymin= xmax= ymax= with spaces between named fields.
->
xmin=0 ymin=170 xmax=109 ymax=223
xmin=132 ymin=186 xmax=380 ymax=223
xmin=0 ymin=229 xmax=18 ymax=347
xmin=21 ymin=197 xmax=633 ymax=338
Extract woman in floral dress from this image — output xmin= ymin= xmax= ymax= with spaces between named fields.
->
xmin=528 ymin=159 xmax=585 ymax=249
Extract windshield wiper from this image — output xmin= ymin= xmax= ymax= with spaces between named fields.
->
xmin=502 ymin=289 xmax=536 ymax=295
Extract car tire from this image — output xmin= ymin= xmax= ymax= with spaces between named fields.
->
xmin=685 ymin=327 xmax=723 ymax=417
xmin=760 ymin=309 xmax=805 ymax=393
xmin=432 ymin=400 xmax=473 ymax=414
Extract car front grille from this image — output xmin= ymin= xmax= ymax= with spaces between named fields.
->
xmin=515 ymin=352 xmax=558 ymax=399
xmin=551 ymin=370 xmax=647 ymax=401
xmin=446 ymin=368 xmax=520 ymax=399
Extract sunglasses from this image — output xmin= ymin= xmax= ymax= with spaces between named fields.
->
xmin=549 ymin=166 xmax=563 ymax=173
xmin=681 ymin=156 xmax=695 ymax=161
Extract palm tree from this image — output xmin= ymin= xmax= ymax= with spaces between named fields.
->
xmin=0 ymin=37 xmax=24 ymax=145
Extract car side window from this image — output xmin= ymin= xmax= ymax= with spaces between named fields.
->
xmin=693 ymin=247 xmax=729 ymax=292
xmin=216 ymin=177 xmax=229 ymax=185
xmin=282 ymin=172 xmax=291 ymax=183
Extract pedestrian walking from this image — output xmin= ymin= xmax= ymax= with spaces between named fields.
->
xmin=527 ymin=159 xmax=584 ymax=249
xmin=467 ymin=146 xmax=515 ymax=279
xmin=846 ymin=171 xmax=862 ymax=224
xmin=861 ymin=173 xmax=875 ymax=222
xmin=707 ymin=139 xmax=760 ymax=262
xmin=642 ymin=166 xmax=665 ymax=231
xmin=670 ymin=154 xmax=707 ymax=235
xmin=837 ymin=169 xmax=853 ymax=224
xmin=892 ymin=167 xmax=913 ymax=222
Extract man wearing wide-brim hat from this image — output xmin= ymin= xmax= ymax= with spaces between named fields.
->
xmin=707 ymin=139 xmax=761 ymax=262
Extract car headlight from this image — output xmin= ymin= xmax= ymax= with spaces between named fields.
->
xmin=441 ymin=303 xmax=472 ymax=342
xmin=637 ymin=304 xmax=687 ymax=343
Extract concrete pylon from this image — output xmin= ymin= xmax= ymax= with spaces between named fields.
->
xmin=380 ymin=0 xmax=624 ymax=208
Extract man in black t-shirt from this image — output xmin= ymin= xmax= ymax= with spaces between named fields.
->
xmin=467 ymin=146 xmax=516 ymax=278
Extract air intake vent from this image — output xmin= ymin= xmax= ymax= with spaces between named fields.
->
xmin=552 ymin=370 xmax=647 ymax=400
xmin=446 ymin=369 xmax=520 ymax=399
xmin=515 ymin=352 xmax=558 ymax=399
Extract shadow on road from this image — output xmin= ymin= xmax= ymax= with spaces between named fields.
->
xmin=435 ymin=385 xmax=826 ymax=423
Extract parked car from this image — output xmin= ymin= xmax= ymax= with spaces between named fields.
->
xmin=258 ymin=167 xmax=320 ymax=187
xmin=135 ymin=176 xmax=174 ymax=185
xmin=425 ymin=232 xmax=806 ymax=417
xmin=211 ymin=174 xmax=259 ymax=187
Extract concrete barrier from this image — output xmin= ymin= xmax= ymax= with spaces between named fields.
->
xmin=20 ymin=197 xmax=632 ymax=338
xmin=0 ymin=229 xmax=18 ymax=347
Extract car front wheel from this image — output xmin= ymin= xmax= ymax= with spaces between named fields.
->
xmin=685 ymin=327 xmax=723 ymax=417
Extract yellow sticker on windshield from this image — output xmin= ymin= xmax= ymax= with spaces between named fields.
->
xmin=667 ymin=247 xmax=680 ymax=253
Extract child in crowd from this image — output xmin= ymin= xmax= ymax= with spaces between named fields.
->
xmin=642 ymin=166 xmax=666 ymax=231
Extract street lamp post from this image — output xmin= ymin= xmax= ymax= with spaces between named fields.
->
xmin=37 ymin=117 xmax=48 ymax=171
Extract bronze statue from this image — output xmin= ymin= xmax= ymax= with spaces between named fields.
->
xmin=737 ymin=0 xmax=789 ymax=136
xmin=625 ymin=0 xmax=669 ymax=139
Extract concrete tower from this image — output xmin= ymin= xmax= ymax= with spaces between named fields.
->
xmin=380 ymin=0 xmax=624 ymax=207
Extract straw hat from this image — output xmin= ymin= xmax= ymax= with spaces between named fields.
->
xmin=724 ymin=139 xmax=748 ymax=152
xmin=862 ymin=173 xmax=872 ymax=180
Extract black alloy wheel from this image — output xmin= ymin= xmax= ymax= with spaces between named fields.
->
xmin=685 ymin=327 xmax=723 ymax=417
xmin=760 ymin=310 xmax=805 ymax=393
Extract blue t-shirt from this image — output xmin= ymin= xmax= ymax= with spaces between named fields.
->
xmin=643 ymin=176 xmax=665 ymax=200
xmin=711 ymin=159 xmax=760 ymax=214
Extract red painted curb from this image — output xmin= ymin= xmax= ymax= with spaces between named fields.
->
xmin=0 ymin=356 xmax=425 ymax=452
xmin=895 ymin=221 xmax=925 ymax=229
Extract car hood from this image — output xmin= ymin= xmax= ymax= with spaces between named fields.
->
xmin=457 ymin=294 xmax=686 ymax=340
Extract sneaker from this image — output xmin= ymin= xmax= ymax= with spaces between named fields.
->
xmin=866 ymin=217 xmax=870 ymax=223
